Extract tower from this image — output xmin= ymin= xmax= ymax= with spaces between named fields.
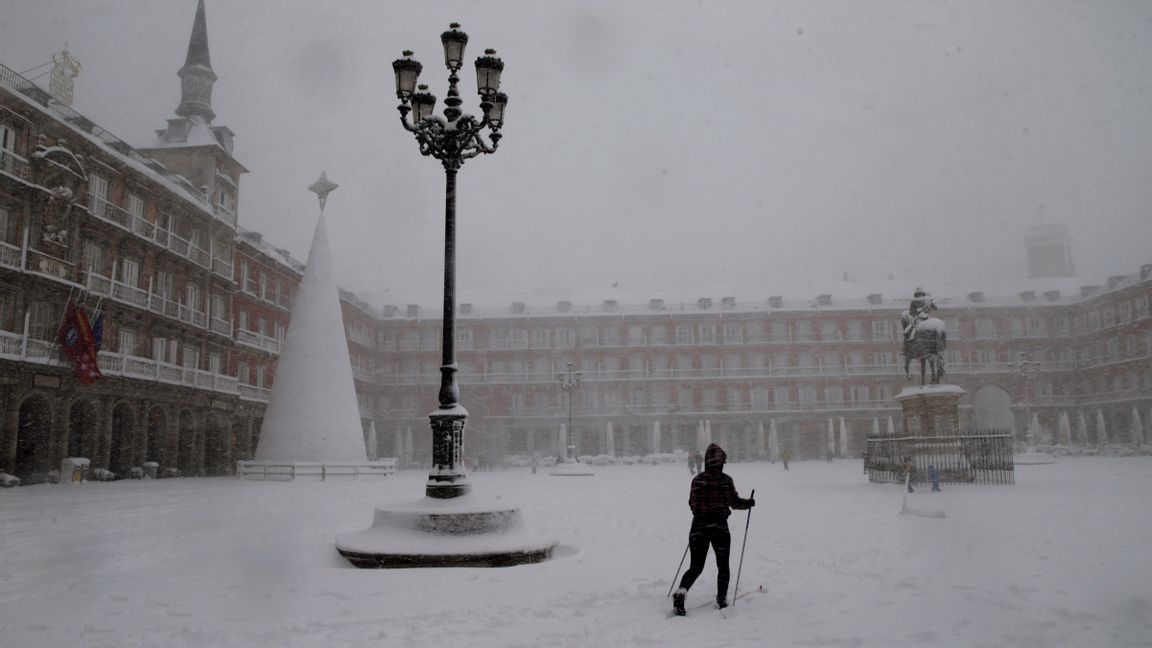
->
xmin=140 ymin=0 xmax=246 ymax=229
xmin=1024 ymin=223 xmax=1075 ymax=278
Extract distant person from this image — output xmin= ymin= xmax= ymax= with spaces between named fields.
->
xmin=781 ymin=451 xmax=791 ymax=470
xmin=531 ymin=454 xmax=538 ymax=475
xmin=903 ymin=459 xmax=915 ymax=493
xmin=928 ymin=464 xmax=941 ymax=492
xmin=826 ymin=448 xmax=834 ymax=463
xmin=687 ymin=451 xmax=696 ymax=474
xmin=672 ymin=444 xmax=755 ymax=616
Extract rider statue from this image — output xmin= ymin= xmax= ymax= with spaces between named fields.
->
xmin=902 ymin=288 xmax=936 ymax=343
xmin=900 ymin=287 xmax=946 ymax=385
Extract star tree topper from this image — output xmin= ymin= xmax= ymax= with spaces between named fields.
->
xmin=308 ymin=171 xmax=339 ymax=213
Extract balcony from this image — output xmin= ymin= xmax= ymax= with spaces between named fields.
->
xmin=0 ymin=239 xmax=21 ymax=270
xmin=0 ymin=149 xmax=32 ymax=182
xmin=235 ymin=329 xmax=281 ymax=354
xmin=96 ymin=352 xmax=238 ymax=394
xmin=238 ymin=383 xmax=271 ymax=402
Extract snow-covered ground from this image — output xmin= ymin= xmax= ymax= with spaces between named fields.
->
xmin=1 ymin=457 xmax=1149 ymax=647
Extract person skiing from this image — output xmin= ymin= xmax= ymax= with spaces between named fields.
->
xmin=928 ymin=464 xmax=941 ymax=492
xmin=672 ymin=443 xmax=755 ymax=616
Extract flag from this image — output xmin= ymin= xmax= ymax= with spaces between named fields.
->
xmin=91 ymin=311 xmax=104 ymax=352
xmin=57 ymin=302 xmax=103 ymax=383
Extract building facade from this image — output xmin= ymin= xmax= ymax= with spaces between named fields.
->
xmin=369 ymin=272 xmax=1152 ymax=465
xmin=0 ymin=3 xmax=254 ymax=481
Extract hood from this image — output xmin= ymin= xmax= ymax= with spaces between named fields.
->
xmin=704 ymin=443 xmax=727 ymax=470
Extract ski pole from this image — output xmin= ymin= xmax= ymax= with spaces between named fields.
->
xmin=732 ymin=489 xmax=755 ymax=604
xmin=667 ymin=542 xmax=690 ymax=597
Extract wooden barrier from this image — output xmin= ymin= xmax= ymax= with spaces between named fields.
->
xmin=237 ymin=459 xmax=397 ymax=481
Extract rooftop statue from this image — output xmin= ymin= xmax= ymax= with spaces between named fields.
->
xmin=900 ymin=288 xmax=947 ymax=385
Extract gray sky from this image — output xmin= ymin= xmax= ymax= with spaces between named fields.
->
xmin=3 ymin=1 xmax=1151 ymax=308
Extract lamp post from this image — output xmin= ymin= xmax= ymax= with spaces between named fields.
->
xmin=557 ymin=361 xmax=582 ymax=463
xmin=392 ymin=23 xmax=506 ymax=499
xmin=1017 ymin=351 xmax=1038 ymax=450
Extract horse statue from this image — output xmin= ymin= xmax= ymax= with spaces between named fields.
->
xmin=900 ymin=289 xmax=946 ymax=385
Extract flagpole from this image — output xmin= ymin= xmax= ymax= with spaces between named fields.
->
xmin=48 ymin=286 xmax=77 ymax=359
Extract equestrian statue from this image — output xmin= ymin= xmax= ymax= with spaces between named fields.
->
xmin=900 ymin=288 xmax=946 ymax=385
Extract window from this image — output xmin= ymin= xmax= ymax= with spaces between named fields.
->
xmin=238 ymin=311 xmax=248 ymax=331
xmin=88 ymin=174 xmax=109 ymax=217
xmin=509 ymin=328 xmax=528 ymax=349
xmin=127 ymin=194 xmax=145 ymax=222
xmin=82 ymin=240 xmax=105 ymax=276
xmin=823 ymin=386 xmax=843 ymax=403
xmin=532 ymin=328 xmax=550 ymax=348
xmin=209 ymin=352 xmax=222 ymax=374
xmin=871 ymin=320 xmax=891 ymax=340
xmin=773 ymin=387 xmax=790 ymax=404
xmin=155 ymin=270 xmax=173 ymax=300
xmin=27 ymin=302 xmax=55 ymax=339
xmin=0 ymin=122 xmax=17 ymax=154
xmin=750 ymin=388 xmax=769 ymax=406
xmin=845 ymin=320 xmax=864 ymax=340
xmin=675 ymin=324 xmax=692 ymax=344
xmin=698 ymin=324 xmax=716 ymax=344
xmin=210 ymin=293 xmax=227 ymax=320
xmin=794 ymin=320 xmax=812 ymax=341
xmin=819 ymin=320 xmax=838 ymax=341
xmin=182 ymin=345 xmax=200 ymax=369
xmin=770 ymin=320 xmax=789 ymax=341
xmin=723 ymin=323 xmax=742 ymax=343
xmin=798 ymin=386 xmax=818 ymax=403
xmin=186 ymin=283 xmax=201 ymax=311
xmin=872 ymin=352 xmax=893 ymax=367
xmin=975 ymin=319 xmax=996 ymax=339
xmin=120 ymin=258 xmax=140 ymax=287
xmin=0 ymin=205 xmax=11 ymax=244
xmin=555 ymin=328 xmax=574 ymax=348
xmin=118 ymin=328 xmax=137 ymax=356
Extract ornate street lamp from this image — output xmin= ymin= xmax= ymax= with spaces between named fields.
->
xmin=557 ymin=361 xmax=582 ymax=463
xmin=392 ymin=24 xmax=506 ymax=499
xmin=1017 ymin=351 xmax=1039 ymax=450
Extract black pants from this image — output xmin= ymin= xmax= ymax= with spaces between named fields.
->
xmin=677 ymin=516 xmax=731 ymax=598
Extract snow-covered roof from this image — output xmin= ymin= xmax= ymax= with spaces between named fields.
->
xmin=372 ymin=265 xmax=1150 ymax=321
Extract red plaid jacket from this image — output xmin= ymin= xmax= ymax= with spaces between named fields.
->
xmin=688 ymin=469 xmax=753 ymax=520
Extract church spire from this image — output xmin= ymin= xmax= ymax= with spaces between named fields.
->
xmin=175 ymin=0 xmax=217 ymax=123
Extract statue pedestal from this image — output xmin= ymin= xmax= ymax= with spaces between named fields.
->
xmin=895 ymin=384 xmax=966 ymax=437
xmin=550 ymin=459 xmax=594 ymax=477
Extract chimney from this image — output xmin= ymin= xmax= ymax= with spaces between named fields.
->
xmin=406 ymin=304 xmax=420 ymax=318
xmin=460 ymin=303 xmax=473 ymax=315
xmin=697 ymin=298 xmax=712 ymax=310
xmin=512 ymin=302 xmax=526 ymax=314
xmin=556 ymin=300 xmax=572 ymax=313
xmin=649 ymin=298 xmax=665 ymax=311
xmin=867 ymin=293 xmax=883 ymax=305
xmin=603 ymin=300 xmax=619 ymax=312
xmin=1043 ymin=290 xmax=1061 ymax=301
xmin=721 ymin=297 xmax=736 ymax=309
xmin=1019 ymin=291 xmax=1036 ymax=302
xmin=967 ymin=291 xmax=984 ymax=303
xmin=768 ymin=296 xmax=783 ymax=308
xmin=816 ymin=294 xmax=832 ymax=306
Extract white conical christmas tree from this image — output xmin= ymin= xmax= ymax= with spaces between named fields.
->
xmin=255 ymin=176 xmax=366 ymax=463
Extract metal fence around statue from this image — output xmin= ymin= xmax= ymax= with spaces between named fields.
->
xmin=865 ymin=429 xmax=1015 ymax=486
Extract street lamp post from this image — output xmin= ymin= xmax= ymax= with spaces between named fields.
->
xmin=1017 ymin=351 xmax=1038 ymax=450
xmin=392 ymin=24 xmax=507 ymax=499
xmin=557 ymin=361 xmax=582 ymax=463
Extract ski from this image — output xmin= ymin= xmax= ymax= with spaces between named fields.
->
xmin=668 ymin=585 xmax=764 ymax=618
